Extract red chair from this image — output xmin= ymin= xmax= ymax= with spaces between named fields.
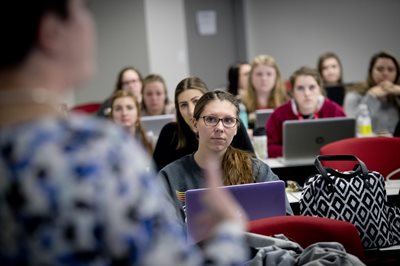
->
xmin=70 ymin=102 xmax=102 ymax=114
xmin=247 ymin=215 xmax=365 ymax=262
xmin=319 ymin=137 xmax=400 ymax=180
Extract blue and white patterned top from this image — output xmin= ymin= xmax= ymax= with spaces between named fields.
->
xmin=0 ymin=114 xmax=247 ymax=266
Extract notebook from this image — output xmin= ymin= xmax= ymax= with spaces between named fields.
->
xmin=255 ymin=109 xmax=274 ymax=131
xmin=185 ymin=180 xmax=286 ymax=243
xmin=140 ymin=114 xmax=175 ymax=138
xmin=280 ymin=117 xmax=356 ymax=165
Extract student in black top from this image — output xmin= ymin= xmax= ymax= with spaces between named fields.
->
xmin=317 ymin=52 xmax=346 ymax=106
xmin=153 ymin=76 xmax=254 ymax=171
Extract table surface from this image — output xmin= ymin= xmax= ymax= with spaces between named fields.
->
xmin=286 ymin=180 xmax=400 ymax=203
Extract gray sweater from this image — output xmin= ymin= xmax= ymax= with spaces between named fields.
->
xmin=158 ymin=153 xmax=293 ymax=225
xmin=344 ymin=91 xmax=400 ymax=134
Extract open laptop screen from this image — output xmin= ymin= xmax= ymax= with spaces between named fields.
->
xmin=140 ymin=114 xmax=175 ymax=138
xmin=282 ymin=117 xmax=356 ymax=165
xmin=185 ymin=180 xmax=286 ymax=243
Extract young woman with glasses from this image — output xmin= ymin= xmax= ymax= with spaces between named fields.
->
xmin=158 ymin=90 xmax=293 ymax=226
xmin=153 ymin=76 xmax=254 ymax=171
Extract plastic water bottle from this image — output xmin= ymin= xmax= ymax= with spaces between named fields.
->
xmin=239 ymin=103 xmax=249 ymax=129
xmin=253 ymin=127 xmax=268 ymax=160
xmin=356 ymin=104 xmax=373 ymax=137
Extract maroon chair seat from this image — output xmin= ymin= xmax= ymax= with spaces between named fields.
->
xmin=319 ymin=137 xmax=400 ymax=180
xmin=247 ymin=215 xmax=365 ymax=262
xmin=70 ymin=102 xmax=102 ymax=114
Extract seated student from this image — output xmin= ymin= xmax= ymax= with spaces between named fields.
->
xmin=317 ymin=52 xmax=346 ymax=106
xmin=227 ymin=61 xmax=251 ymax=99
xmin=344 ymin=51 xmax=400 ymax=135
xmin=141 ymin=74 xmax=175 ymax=116
xmin=153 ymin=77 xmax=254 ymax=171
xmin=267 ymin=66 xmax=346 ymax=158
xmin=227 ymin=62 xmax=252 ymax=129
xmin=109 ymin=90 xmax=153 ymax=155
xmin=158 ymin=90 xmax=293 ymax=225
xmin=0 ymin=1 xmax=249 ymax=265
xmin=97 ymin=66 xmax=144 ymax=117
xmin=241 ymin=55 xmax=289 ymax=130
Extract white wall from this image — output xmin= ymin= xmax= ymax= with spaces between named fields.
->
xmin=144 ymin=0 xmax=189 ymax=100
xmin=244 ymin=0 xmax=400 ymax=83
xmin=75 ymin=0 xmax=149 ymax=105
xmin=74 ymin=0 xmax=400 ymax=105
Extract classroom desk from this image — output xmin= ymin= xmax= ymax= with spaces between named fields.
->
xmin=266 ymin=158 xmax=317 ymax=186
xmin=286 ymin=180 xmax=400 ymax=215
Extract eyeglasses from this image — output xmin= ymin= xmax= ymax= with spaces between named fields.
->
xmin=201 ymin=115 xmax=238 ymax=128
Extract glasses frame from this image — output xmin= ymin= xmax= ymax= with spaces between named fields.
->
xmin=201 ymin=115 xmax=238 ymax=128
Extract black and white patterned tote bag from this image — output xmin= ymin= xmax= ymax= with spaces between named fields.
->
xmin=300 ymin=155 xmax=400 ymax=249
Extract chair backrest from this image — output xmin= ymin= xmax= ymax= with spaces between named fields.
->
xmin=70 ymin=102 xmax=102 ymax=114
xmin=247 ymin=215 xmax=365 ymax=261
xmin=320 ymin=137 xmax=400 ymax=180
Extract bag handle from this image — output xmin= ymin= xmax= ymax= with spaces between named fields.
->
xmin=314 ymin=155 xmax=369 ymax=180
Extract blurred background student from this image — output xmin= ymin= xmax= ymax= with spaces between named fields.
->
xmin=317 ymin=51 xmax=346 ymax=106
xmin=344 ymin=51 xmax=400 ymax=135
xmin=159 ymin=90 xmax=293 ymax=224
xmin=267 ymin=66 xmax=345 ymax=158
xmin=97 ymin=66 xmax=144 ymax=117
xmin=227 ymin=61 xmax=251 ymax=99
xmin=109 ymin=90 xmax=153 ymax=155
xmin=141 ymin=73 xmax=175 ymax=116
xmin=153 ymin=76 xmax=254 ymax=171
xmin=242 ymin=54 xmax=289 ymax=130
xmin=0 ymin=1 xmax=249 ymax=265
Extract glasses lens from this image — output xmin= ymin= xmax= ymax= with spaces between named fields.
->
xmin=204 ymin=116 xmax=218 ymax=126
xmin=223 ymin=117 xmax=237 ymax=127
xmin=203 ymin=116 xmax=237 ymax=127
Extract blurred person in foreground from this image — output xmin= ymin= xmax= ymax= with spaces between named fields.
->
xmin=0 ymin=1 xmax=248 ymax=265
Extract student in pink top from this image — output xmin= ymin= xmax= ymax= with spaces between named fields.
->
xmin=266 ymin=66 xmax=346 ymax=158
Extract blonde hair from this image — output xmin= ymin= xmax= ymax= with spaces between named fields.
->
xmin=243 ymin=54 xmax=288 ymax=113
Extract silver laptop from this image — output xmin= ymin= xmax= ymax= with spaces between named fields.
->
xmin=280 ymin=117 xmax=356 ymax=165
xmin=185 ymin=181 xmax=286 ymax=243
xmin=255 ymin=109 xmax=274 ymax=130
xmin=140 ymin=114 xmax=175 ymax=138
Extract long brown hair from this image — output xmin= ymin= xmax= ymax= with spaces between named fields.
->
xmin=174 ymin=76 xmax=208 ymax=149
xmin=348 ymin=51 xmax=400 ymax=95
xmin=317 ymin=52 xmax=343 ymax=84
xmin=109 ymin=90 xmax=153 ymax=154
xmin=193 ymin=90 xmax=255 ymax=185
